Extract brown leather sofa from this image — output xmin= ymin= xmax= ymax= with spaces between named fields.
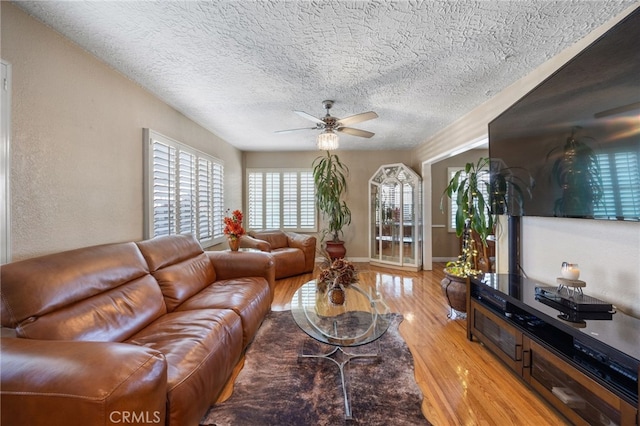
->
xmin=240 ymin=229 xmax=316 ymax=279
xmin=0 ymin=234 xmax=275 ymax=426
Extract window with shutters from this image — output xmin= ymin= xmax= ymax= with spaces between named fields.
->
xmin=144 ymin=129 xmax=224 ymax=246
xmin=247 ymin=169 xmax=316 ymax=232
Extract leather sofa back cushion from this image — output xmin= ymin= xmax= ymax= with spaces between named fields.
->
xmin=0 ymin=242 xmax=167 ymax=341
xmin=249 ymin=230 xmax=288 ymax=249
xmin=136 ymin=235 xmax=216 ymax=311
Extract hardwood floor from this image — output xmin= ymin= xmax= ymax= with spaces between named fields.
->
xmin=277 ymin=263 xmax=572 ymax=425
xmin=224 ymin=263 xmax=571 ymax=425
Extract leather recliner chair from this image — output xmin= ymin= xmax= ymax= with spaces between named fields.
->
xmin=240 ymin=230 xmax=316 ymax=279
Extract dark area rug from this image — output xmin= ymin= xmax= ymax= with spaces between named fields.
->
xmin=200 ymin=310 xmax=429 ymax=426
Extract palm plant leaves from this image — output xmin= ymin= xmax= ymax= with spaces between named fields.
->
xmin=312 ymin=151 xmax=352 ymax=241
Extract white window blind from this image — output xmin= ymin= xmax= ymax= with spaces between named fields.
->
xmin=144 ymin=129 xmax=224 ymax=246
xmin=246 ymin=169 xmax=316 ymax=232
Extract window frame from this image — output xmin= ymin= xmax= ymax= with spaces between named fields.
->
xmin=1 ymin=61 xmax=11 ymax=263
xmin=246 ymin=168 xmax=316 ymax=232
xmin=143 ymin=129 xmax=225 ymax=247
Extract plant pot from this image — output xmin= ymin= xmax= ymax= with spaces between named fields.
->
xmin=441 ymin=270 xmax=468 ymax=316
xmin=325 ymin=240 xmax=346 ymax=260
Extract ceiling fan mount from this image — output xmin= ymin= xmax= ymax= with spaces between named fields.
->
xmin=275 ymin=100 xmax=378 ymax=141
xmin=322 ymin=99 xmax=334 ymax=111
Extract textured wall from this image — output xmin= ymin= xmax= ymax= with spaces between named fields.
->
xmin=2 ymin=3 xmax=243 ymax=260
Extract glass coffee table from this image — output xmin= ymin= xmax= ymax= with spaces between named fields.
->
xmin=291 ymin=279 xmax=391 ymax=419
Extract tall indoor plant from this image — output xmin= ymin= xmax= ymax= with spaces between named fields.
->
xmin=440 ymin=157 xmax=494 ymax=316
xmin=312 ymin=150 xmax=351 ymax=259
xmin=442 ymin=157 xmax=494 ymax=277
xmin=440 ymin=156 xmax=533 ymax=316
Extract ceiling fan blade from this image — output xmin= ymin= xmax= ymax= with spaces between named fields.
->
xmin=337 ymin=111 xmax=378 ymax=127
xmin=274 ymin=127 xmax=317 ymax=134
xmin=293 ymin=110 xmax=324 ymax=125
xmin=337 ymin=127 xmax=375 ymax=138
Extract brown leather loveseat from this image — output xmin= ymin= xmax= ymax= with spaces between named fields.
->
xmin=240 ymin=229 xmax=316 ymax=279
xmin=0 ymin=234 xmax=275 ymax=426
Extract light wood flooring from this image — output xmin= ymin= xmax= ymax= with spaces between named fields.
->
xmin=225 ymin=263 xmax=571 ymax=425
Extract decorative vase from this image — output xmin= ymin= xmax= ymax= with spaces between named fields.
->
xmin=228 ymin=238 xmax=240 ymax=251
xmin=328 ymin=280 xmax=345 ymax=306
xmin=441 ymin=270 xmax=468 ymax=317
xmin=325 ymin=241 xmax=346 ymax=260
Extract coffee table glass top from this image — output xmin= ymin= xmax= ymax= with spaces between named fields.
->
xmin=291 ymin=279 xmax=391 ymax=347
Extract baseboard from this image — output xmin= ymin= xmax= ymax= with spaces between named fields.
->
xmin=433 ymin=257 xmax=457 ymax=263
xmin=315 ymin=256 xmax=375 ymax=264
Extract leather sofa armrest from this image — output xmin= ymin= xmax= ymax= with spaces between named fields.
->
xmin=239 ymin=235 xmax=271 ymax=252
xmin=286 ymin=232 xmax=317 ymax=273
xmin=207 ymin=251 xmax=276 ymax=297
xmin=1 ymin=337 xmax=167 ymax=426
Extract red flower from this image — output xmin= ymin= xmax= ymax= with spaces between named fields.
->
xmin=223 ymin=209 xmax=245 ymax=239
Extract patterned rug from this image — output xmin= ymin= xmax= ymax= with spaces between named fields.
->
xmin=200 ymin=310 xmax=429 ymax=425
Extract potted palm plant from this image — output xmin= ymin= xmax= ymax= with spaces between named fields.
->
xmin=440 ymin=157 xmax=494 ymax=316
xmin=440 ymin=156 xmax=533 ymax=317
xmin=312 ymin=150 xmax=351 ymax=260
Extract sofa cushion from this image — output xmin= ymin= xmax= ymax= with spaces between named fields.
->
xmin=249 ymin=230 xmax=289 ymax=250
xmin=271 ymin=248 xmax=306 ymax=280
xmin=0 ymin=242 xmax=167 ymax=341
xmin=176 ymin=277 xmax=271 ymax=347
xmin=126 ymin=308 xmax=243 ymax=426
xmin=137 ymin=235 xmax=217 ymax=312
xmin=1 ymin=339 xmax=167 ymax=426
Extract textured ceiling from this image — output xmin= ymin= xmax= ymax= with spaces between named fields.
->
xmin=13 ymin=0 xmax=637 ymax=151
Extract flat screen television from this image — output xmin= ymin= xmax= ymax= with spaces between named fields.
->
xmin=489 ymin=7 xmax=640 ymax=221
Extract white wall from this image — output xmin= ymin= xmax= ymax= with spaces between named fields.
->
xmin=523 ymin=217 xmax=640 ymax=317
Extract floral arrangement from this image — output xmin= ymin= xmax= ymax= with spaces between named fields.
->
xmin=318 ymin=258 xmax=358 ymax=290
xmin=223 ymin=209 xmax=245 ymax=240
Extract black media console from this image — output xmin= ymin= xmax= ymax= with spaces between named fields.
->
xmin=469 ymin=273 xmax=639 ymax=425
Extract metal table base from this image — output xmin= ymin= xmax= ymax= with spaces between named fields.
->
xmin=299 ymin=344 xmax=378 ymax=420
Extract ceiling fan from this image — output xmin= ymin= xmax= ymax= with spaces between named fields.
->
xmin=275 ymin=100 xmax=378 ymax=149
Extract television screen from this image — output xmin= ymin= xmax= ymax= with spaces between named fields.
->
xmin=489 ymin=7 xmax=640 ymax=221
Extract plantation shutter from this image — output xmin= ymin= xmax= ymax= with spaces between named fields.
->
xmin=212 ymin=163 xmax=224 ymax=239
xmin=152 ymin=141 xmax=176 ymax=237
xmin=198 ymin=158 xmax=212 ymax=240
xmin=283 ymin=172 xmax=297 ymax=228
xmin=144 ymin=129 xmax=224 ymax=246
xmin=248 ymin=172 xmax=264 ymax=229
xmin=246 ymin=169 xmax=316 ymax=232
xmin=178 ymin=151 xmax=196 ymax=235
xmin=265 ymin=172 xmax=280 ymax=229
xmin=299 ymin=171 xmax=315 ymax=230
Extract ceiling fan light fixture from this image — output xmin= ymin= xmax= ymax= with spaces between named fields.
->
xmin=317 ymin=129 xmax=339 ymax=150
